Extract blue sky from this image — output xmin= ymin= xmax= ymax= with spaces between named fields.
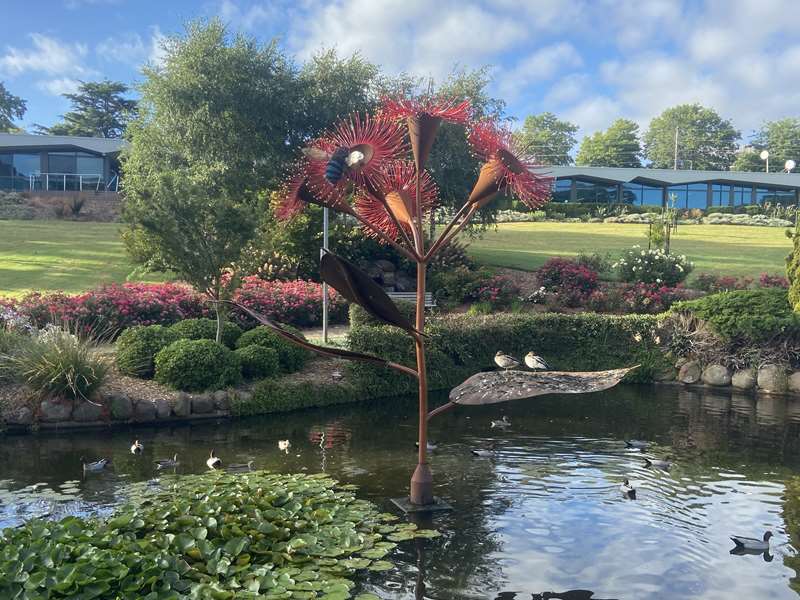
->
xmin=2 ymin=0 xmax=799 ymax=141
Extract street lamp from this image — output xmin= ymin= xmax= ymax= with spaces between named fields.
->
xmin=760 ymin=150 xmax=770 ymax=173
xmin=786 ymin=159 xmax=797 ymax=173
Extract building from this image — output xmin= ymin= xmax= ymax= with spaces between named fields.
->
xmin=0 ymin=133 xmax=127 ymax=193
xmin=543 ymin=166 xmax=800 ymax=209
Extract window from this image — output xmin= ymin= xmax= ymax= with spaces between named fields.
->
xmin=687 ymin=183 xmax=707 ymax=209
xmin=551 ymin=178 xmax=571 ymax=202
xmin=732 ymin=186 xmax=751 ymax=206
xmin=756 ymin=187 xmax=798 ymax=205
xmin=76 ymin=153 xmax=103 ymax=174
xmin=574 ymin=180 xmax=615 ymax=203
xmin=0 ymin=153 xmax=11 ymax=178
xmin=47 ymin=152 xmax=77 ymax=174
xmin=668 ymin=185 xmax=687 ymax=209
xmin=641 ymin=184 xmax=663 ymax=207
xmin=12 ymin=153 xmax=40 ymax=177
xmin=711 ymin=184 xmax=730 ymax=206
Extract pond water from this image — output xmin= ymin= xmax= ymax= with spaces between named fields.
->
xmin=1 ymin=384 xmax=800 ymax=599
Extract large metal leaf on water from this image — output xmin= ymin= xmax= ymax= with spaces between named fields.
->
xmin=320 ymin=252 xmax=419 ymax=334
xmin=449 ymin=367 xmax=637 ymax=405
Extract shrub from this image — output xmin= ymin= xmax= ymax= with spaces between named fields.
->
xmin=170 ymin=318 xmax=242 ymax=349
xmin=235 ymin=379 xmax=361 ymax=415
xmin=620 ymin=283 xmax=692 ymax=314
xmin=234 ymin=345 xmax=280 ymax=379
xmin=693 ymin=273 xmax=752 ymax=293
xmin=473 ymin=274 xmax=520 ymax=309
xmin=759 ymin=273 xmax=789 ymax=289
xmin=671 ymin=287 xmax=799 ymax=343
xmin=428 ymin=238 xmax=475 ymax=275
xmin=10 ymin=327 xmax=109 ymax=401
xmin=154 ymin=339 xmax=241 ymax=391
xmin=115 ymin=324 xmax=179 ymax=378
xmin=615 ymin=246 xmax=693 ymax=286
xmin=576 ymin=251 xmax=614 ymax=275
xmin=236 ymin=325 xmax=310 ymax=373
xmin=0 ymin=329 xmax=31 ymax=382
xmin=350 ymin=300 xmax=416 ymax=329
xmin=536 ymin=258 xmax=598 ymax=306
xmin=429 ymin=266 xmax=497 ymax=307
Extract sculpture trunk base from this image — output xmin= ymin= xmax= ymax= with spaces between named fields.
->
xmin=410 ymin=463 xmax=434 ymax=505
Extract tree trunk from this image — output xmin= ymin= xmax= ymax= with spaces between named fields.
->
xmin=212 ymin=286 xmax=224 ymax=345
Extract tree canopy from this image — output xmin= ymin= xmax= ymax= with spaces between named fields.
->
xmin=643 ymin=103 xmax=739 ymax=170
xmin=576 ymin=118 xmax=642 ymax=167
xmin=733 ymin=118 xmax=800 ymax=172
xmin=514 ymin=112 xmax=578 ymax=166
xmin=0 ymin=82 xmax=26 ymax=133
xmin=35 ymin=80 xmax=137 ymax=138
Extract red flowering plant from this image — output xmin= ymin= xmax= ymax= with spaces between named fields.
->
xmin=257 ymin=96 xmax=642 ymax=508
xmin=472 ymin=274 xmax=520 ymax=309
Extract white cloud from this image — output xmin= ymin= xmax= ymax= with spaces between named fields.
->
xmin=542 ymin=73 xmax=590 ymax=108
xmin=218 ymin=0 xmax=276 ymax=30
xmin=688 ymin=28 xmax=739 ymax=63
xmin=37 ymin=77 xmax=81 ymax=96
xmin=0 ymin=33 xmax=90 ymax=77
xmin=499 ymin=43 xmax=582 ymax=100
xmin=96 ymin=26 xmax=167 ymax=68
xmin=64 ymin=0 xmax=121 ymax=8
xmin=563 ymin=96 xmax=621 ymax=136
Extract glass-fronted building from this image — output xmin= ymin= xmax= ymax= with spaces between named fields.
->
xmin=0 ymin=133 xmax=127 ymax=192
xmin=544 ymin=166 xmax=800 ymax=209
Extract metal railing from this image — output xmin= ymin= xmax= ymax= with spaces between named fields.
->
xmin=0 ymin=173 xmax=120 ymax=193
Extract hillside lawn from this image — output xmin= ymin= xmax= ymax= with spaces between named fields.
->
xmin=0 ymin=219 xmax=792 ymax=297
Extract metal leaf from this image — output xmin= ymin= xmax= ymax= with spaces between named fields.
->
xmin=320 ymin=251 xmax=419 ymax=334
xmin=449 ymin=366 xmax=638 ymax=406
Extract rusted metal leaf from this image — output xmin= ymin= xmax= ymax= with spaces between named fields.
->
xmin=449 ymin=366 xmax=638 ymax=405
xmin=320 ymin=251 xmax=419 ymax=334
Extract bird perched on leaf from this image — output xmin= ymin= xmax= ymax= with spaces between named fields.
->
xmin=206 ymin=449 xmax=222 ymax=470
xmin=524 ymin=352 xmax=551 ymax=370
xmin=494 ymin=351 xmax=521 ymax=370
xmin=130 ymin=440 xmax=143 ymax=455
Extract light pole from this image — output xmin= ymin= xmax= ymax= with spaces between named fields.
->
xmin=760 ymin=150 xmax=770 ymax=173
xmin=322 ymin=207 xmax=329 ymax=344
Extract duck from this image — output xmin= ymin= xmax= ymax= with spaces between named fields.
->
xmin=524 ymin=352 xmax=551 ymax=370
xmin=471 ymin=448 xmax=495 ymax=458
xmin=730 ymin=531 xmax=773 ymax=552
xmin=81 ymin=457 xmax=109 ymax=473
xmin=491 ymin=415 xmax=511 ymax=428
xmin=414 ymin=441 xmax=438 ymax=452
xmin=644 ymin=457 xmax=671 ymax=470
xmin=225 ymin=460 xmax=255 ymax=473
xmin=130 ymin=440 xmax=144 ymax=455
xmin=206 ymin=449 xmax=222 ymax=470
xmin=154 ymin=454 xmax=179 ymax=469
xmin=620 ymin=478 xmax=636 ymax=499
xmin=625 ymin=440 xmax=648 ymax=450
xmin=278 ymin=440 xmax=291 ymax=453
xmin=494 ymin=351 xmax=521 ymax=370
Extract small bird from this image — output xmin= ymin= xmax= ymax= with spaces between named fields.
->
xmin=644 ymin=458 xmax=671 ymax=470
xmin=278 ymin=440 xmax=291 ymax=453
xmin=471 ymin=449 xmax=495 ymax=458
xmin=154 ymin=454 xmax=179 ymax=469
xmin=130 ymin=440 xmax=143 ymax=455
xmin=331 ymin=370 xmax=343 ymax=381
xmin=81 ymin=457 xmax=108 ymax=473
xmin=494 ymin=351 xmax=521 ymax=370
xmin=206 ymin=449 xmax=222 ymax=470
xmin=524 ymin=352 xmax=551 ymax=370
xmin=225 ymin=460 xmax=255 ymax=473
xmin=491 ymin=415 xmax=511 ymax=428
xmin=625 ymin=440 xmax=648 ymax=450
xmin=731 ymin=531 xmax=773 ymax=552
xmin=415 ymin=441 xmax=438 ymax=452
xmin=620 ymin=478 xmax=636 ymax=499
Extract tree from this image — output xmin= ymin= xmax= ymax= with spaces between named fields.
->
xmin=733 ymin=118 xmax=800 ymax=172
xmin=643 ymin=103 xmax=739 ymax=170
xmin=576 ymin=118 xmax=642 ymax=167
xmin=0 ymin=82 xmax=26 ymax=133
xmin=731 ymin=148 xmax=766 ymax=172
xmin=123 ymin=20 xmax=299 ymax=342
xmin=514 ymin=112 xmax=578 ymax=166
xmin=36 ymin=80 xmax=137 ymax=138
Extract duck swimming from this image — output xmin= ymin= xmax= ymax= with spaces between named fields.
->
xmin=154 ymin=454 xmax=179 ymax=469
xmin=81 ymin=457 xmax=108 ymax=473
xmin=620 ymin=478 xmax=636 ymax=499
xmin=644 ymin=457 xmax=671 ymax=470
xmin=130 ymin=440 xmax=143 ymax=455
xmin=206 ymin=449 xmax=222 ymax=470
xmin=491 ymin=415 xmax=511 ymax=428
xmin=730 ymin=531 xmax=773 ymax=552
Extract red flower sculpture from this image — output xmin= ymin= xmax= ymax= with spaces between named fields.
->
xmin=381 ymin=97 xmax=471 ymax=124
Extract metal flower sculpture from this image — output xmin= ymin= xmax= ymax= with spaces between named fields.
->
xmin=254 ymin=98 xmax=633 ymax=507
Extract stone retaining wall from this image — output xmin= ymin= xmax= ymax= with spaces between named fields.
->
xmin=674 ymin=360 xmax=799 ymax=396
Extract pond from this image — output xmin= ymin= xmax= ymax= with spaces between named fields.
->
xmin=1 ymin=384 xmax=799 ymax=599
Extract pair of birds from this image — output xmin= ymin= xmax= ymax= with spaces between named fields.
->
xmin=495 ymin=351 xmax=551 ymax=371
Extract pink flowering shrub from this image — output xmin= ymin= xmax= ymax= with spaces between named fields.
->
xmin=620 ymin=283 xmax=692 ymax=314
xmin=758 ymin=273 xmax=789 ymax=289
xmin=472 ymin=274 xmax=520 ymax=309
xmin=536 ymin=258 xmax=598 ymax=307
xmin=694 ymin=272 xmax=752 ymax=293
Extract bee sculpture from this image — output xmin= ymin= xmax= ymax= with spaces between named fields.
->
xmin=303 ymin=146 xmax=365 ymax=185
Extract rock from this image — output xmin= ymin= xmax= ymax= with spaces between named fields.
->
xmin=72 ymin=400 xmax=104 ymax=422
xmin=213 ymin=390 xmax=229 ymax=411
xmin=133 ymin=400 xmax=157 ymax=421
xmin=191 ymin=394 xmax=214 ymax=414
xmin=155 ymin=398 xmax=171 ymax=419
xmin=382 ymin=271 xmax=395 ymax=287
xmin=109 ymin=393 xmax=133 ymax=420
xmin=173 ymin=392 xmax=190 ymax=417
xmin=395 ymin=273 xmax=415 ymax=293
xmin=701 ymin=364 xmax=731 ymax=386
xmin=732 ymin=369 xmax=757 ymax=390
xmin=237 ymin=390 xmax=252 ymax=404
xmin=788 ymin=372 xmax=800 ymax=394
xmin=678 ymin=361 xmax=702 ymax=384
xmin=674 ymin=357 xmax=690 ymax=369
xmin=757 ymin=364 xmax=787 ymax=394
xmin=588 ymin=217 xmax=603 ymax=223
xmin=39 ymin=398 xmax=72 ymax=422
xmin=5 ymin=404 xmax=34 ymax=426
xmin=374 ymin=259 xmax=395 ymax=272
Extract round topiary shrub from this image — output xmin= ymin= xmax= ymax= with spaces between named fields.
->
xmin=155 ymin=339 xmax=242 ymax=391
xmin=234 ymin=345 xmax=280 ymax=379
xmin=116 ymin=324 xmax=179 ymax=378
xmin=170 ymin=318 xmax=242 ymax=349
xmin=235 ymin=325 xmax=310 ymax=373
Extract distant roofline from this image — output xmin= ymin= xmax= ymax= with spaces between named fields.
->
xmin=0 ymin=133 xmax=128 ymax=156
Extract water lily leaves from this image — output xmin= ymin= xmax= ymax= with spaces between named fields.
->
xmin=367 ymin=560 xmax=394 ymax=572
xmin=320 ymin=252 xmax=419 ymax=335
xmin=449 ymin=366 xmax=638 ymax=405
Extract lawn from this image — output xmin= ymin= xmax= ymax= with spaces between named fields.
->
xmin=466 ymin=222 xmax=792 ymax=279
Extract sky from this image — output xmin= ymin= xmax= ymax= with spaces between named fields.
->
xmin=1 ymin=0 xmax=800 ymax=141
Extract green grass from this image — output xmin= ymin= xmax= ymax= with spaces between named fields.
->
xmin=0 ymin=220 xmax=168 ymax=298
xmin=466 ymin=222 xmax=792 ymax=279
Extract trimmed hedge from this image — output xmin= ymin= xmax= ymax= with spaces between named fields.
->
xmin=349 ymin=301 xmax=417 ymax=328
xmin=234 ymin=345 xmax=280 ymax=379
xmin=232 ymin=379 xmax=362 ymax=416
xmin=115 ymin=324 xmax=179 ymax=378
xmin=154 ymin=339 xmax=241 ymax=391
xmin=170 ymin=318 xmax=243 ymax=349
xmin=671 ymin=287 xmax=799 ymax=342
xmin=236 ymin=325 xmax=310 ymax=373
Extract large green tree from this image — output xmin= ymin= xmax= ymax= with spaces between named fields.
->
xmin=733 ymin=118 xmax=800 ymax=172
xmin=576 ymin=118 xmax=642 ymax=167
xmin=514 ymin=112 xmax=578 ymax=166
xmin=643 ymin=103 xmax=739 ymax=170
xmin=0 ymin=82 xmax=26 ymax=133
xmin=36 ymin=80 xmax=137 ymax=138
xmin=123 ymin=20 xmax=298 ymax=341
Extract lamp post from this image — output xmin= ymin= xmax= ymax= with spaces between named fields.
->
xmin=760 ymin=150 xmax=770 ymax=173
xmin=322 ymin=207 xmax=329 ymax=344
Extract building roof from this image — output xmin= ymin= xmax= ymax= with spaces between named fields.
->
xmin=537 ymin=165 xmax=800 ymax=190
xmin=0 ymin=133 xmax=128 ymax=156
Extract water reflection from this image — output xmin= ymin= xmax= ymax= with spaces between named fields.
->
xmin=1 ymin=385 xmax=800 ymax=598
